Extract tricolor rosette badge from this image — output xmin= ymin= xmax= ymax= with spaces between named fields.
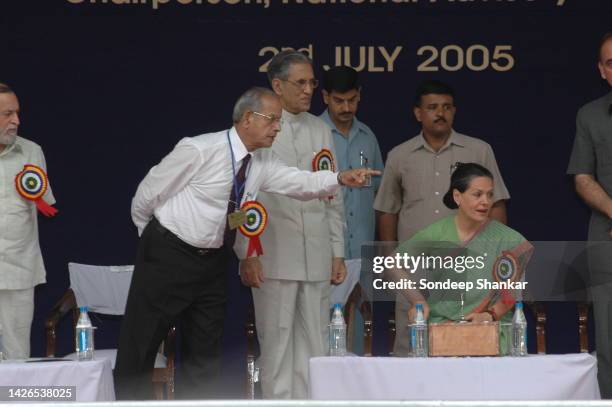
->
xmin=493 ymin=253 xmax=518 ymax=283
xmin=15 ymin=164 xmax=58 ymax=217
xmin=239 ymin=201 xmax=268 ymax=256
xmin=312 ymin=148 xmax=335 ymax=172
xmin=493 ymin=251 xmax=520 ymax=305
xmin=312 ymin=149 xmax=335 ymax=200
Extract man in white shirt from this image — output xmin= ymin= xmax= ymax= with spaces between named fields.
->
xmin=115 ymin=86 xmax=377 ymax=399
xmin=0 ymin=83 xmax=56 ymax=359
xmin=238 ymin=51 xmax=347 ymax=399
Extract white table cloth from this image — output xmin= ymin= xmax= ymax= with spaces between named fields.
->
xmin=310 ymin=353 xmax=600 ymax=400
xmin=0 ymin=358 xmax=115 ymax=401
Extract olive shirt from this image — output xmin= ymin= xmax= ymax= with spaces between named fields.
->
xmin=567 ymin=90 xmax=612 ymax=241
xmin=374 ymin=130 xmax=510 ymax=241
xmin=567 ymin=90 xmax=612 ymax=399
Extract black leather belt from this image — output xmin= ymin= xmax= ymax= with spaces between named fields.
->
xmin=152 ymin=217 xmax=223 ymax=257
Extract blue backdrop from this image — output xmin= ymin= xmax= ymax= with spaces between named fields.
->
xmin=1 ymin=0 xmax=611 ymax=397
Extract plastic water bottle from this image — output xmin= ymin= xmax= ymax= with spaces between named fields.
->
xmin=75 ymin=306 xmax=94 ymax=361
xmin=329 ymin=303 xmax=347 ymax=356
xmin=411 ymin=303 xmax=428 ymax=357
xmin=512 ymin=302 xmax=528 ymax=356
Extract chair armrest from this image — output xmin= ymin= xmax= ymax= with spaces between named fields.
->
xmin=578 ymin=302 xmax=589 ymax=353
xmin=44 ymin=289 xmax=76 ymax=357
xmin=525 ymin=301 xmax=546 ymax=354
xmin=534 ymin=302 xmax=547 ymax=355
xmin=388 ymin=309 xmax=396 ymax=356
xmin=360 ymin=298 xmax=373 ymax=357
xmin=246 ymin=304 xmax=257 ymax=399
xmin=164 ymin=326 xmax=176 ymax=368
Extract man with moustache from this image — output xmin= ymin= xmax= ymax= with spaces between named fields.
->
xmin=238 ymin=51 xmax=347 ymax=399
xmin=567 ymin=32 xmax=612 ymax=398
xmin=117 ymin=87 xmax=375 ymax=399
xmin=319 ymin=66 xmax=383 ymax=355
xmin=0 ymin=83 xmax=56 ymax=359
xmin=319 ymin=66 xmax=384 ymax=262
xmin=374 ymin=79 xmax=509 ymax=356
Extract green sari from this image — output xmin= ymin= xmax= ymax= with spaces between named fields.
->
xmin=395 ymin=216 xmax=533 ymax=349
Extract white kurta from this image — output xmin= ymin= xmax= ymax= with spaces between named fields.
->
xmin=0 ymin=136 xmax=55 ymax=359
xmin=241 ymin=110 xmax=345 ymax=399
xmin=254 ymin=110 xmax=345 ymax=281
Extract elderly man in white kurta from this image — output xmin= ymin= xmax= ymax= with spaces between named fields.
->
xmin=0 ymin=83 xmax=56 ymax=359
xmin=238 ymin=51 xmax=347 ymax=399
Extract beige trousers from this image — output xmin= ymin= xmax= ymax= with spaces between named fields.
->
xmin=393 ymin=294 xmax=412 ymax=357
xmin=0 ymin=288 xmax=34 ymax=359
xmin=252 ymin=279 xmax=330 ymax=399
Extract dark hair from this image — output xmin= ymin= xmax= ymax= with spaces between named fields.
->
xmin=323 ymin=66 xmax=359 ymax=93
xmin=442 ymin=162 xmax=493 ymax=209
xmin=0 ymin=83 xmax=13 ymax=94
xmin=599 ymin=32 xmax=612 ymax=62
xmin=414 ymin=80 xmax=455 ymax=107
xmin=266 ymin=50 xmax=312 ymax=85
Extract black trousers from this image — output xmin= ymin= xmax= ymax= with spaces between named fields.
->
xmin=114 ymin=218 xmax=229 ymax=400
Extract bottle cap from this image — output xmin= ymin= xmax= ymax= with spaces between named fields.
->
xmin=334 ymin=303 xmax=342 ymax=310
xmin=516 ymin=302 xmax=523 ymax=309
xmin=79 ymin=306 xmax=89 ymax=313
xmin=416 ymin=303 xmax=423 ymax=310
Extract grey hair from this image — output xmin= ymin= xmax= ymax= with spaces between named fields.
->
xmin=232 ymin=87 xmax=277 ymax=123
xmin=0 ymin=83 xmax=13 ymax=94
xmin=266 ymin=50 xmax=313 ymax=84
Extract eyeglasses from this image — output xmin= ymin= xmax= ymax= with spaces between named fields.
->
xmin=282 ymin=78 xmax=319 ymax=90
xmin=251 ymin=111 xmax=283 ymax=124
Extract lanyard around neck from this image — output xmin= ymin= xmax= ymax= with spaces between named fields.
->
xmin=226 ymin=130 xmax=248 ymax=201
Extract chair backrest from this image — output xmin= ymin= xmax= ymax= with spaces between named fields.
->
xmin=68 ymin=263 xmax=133 ymax=315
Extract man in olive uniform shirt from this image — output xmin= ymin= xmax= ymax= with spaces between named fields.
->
xmin=374 ymin=80 xmax=509 ymax=356
xmin=567 ymin=32 xmax=612 ymax=398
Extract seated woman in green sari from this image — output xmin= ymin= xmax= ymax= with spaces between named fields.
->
xmin=395 ymin=163 xmax=533 ymax=329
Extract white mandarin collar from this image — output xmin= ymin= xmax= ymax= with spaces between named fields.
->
xmin=281 ymin=109 xmax=304 ymax=124
xmin=0 ymin=139 xmax=22 ymax=157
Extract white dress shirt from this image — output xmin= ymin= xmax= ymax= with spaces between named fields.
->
xmin=131 ymin=127 xmax=340 ymax=249
xmin=0 ymin=136 xmax=55 ymax=290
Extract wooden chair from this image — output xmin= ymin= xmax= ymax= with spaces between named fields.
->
xmin=245 ymin=282 xmax=373 ymax=399
xmin=343 ymin=282 xmax=373 ymax=356
xmin=245 ymin=305 xmax=258 ymax=400
xmin=578 ymin=302 xmax=590 ymax=353
xmin=44 ymin=263 xmax=176 ymax=400
xmin=524 ymin=301 xmax=547 ymax=354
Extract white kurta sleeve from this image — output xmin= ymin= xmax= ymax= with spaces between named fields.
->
xmin=37 ymin=145 xmax=56 ymax=205
xmin=323 ymin=142 xmax=345 ymax=259
xmin=259 ymin=152 xmax=340 ymax=200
